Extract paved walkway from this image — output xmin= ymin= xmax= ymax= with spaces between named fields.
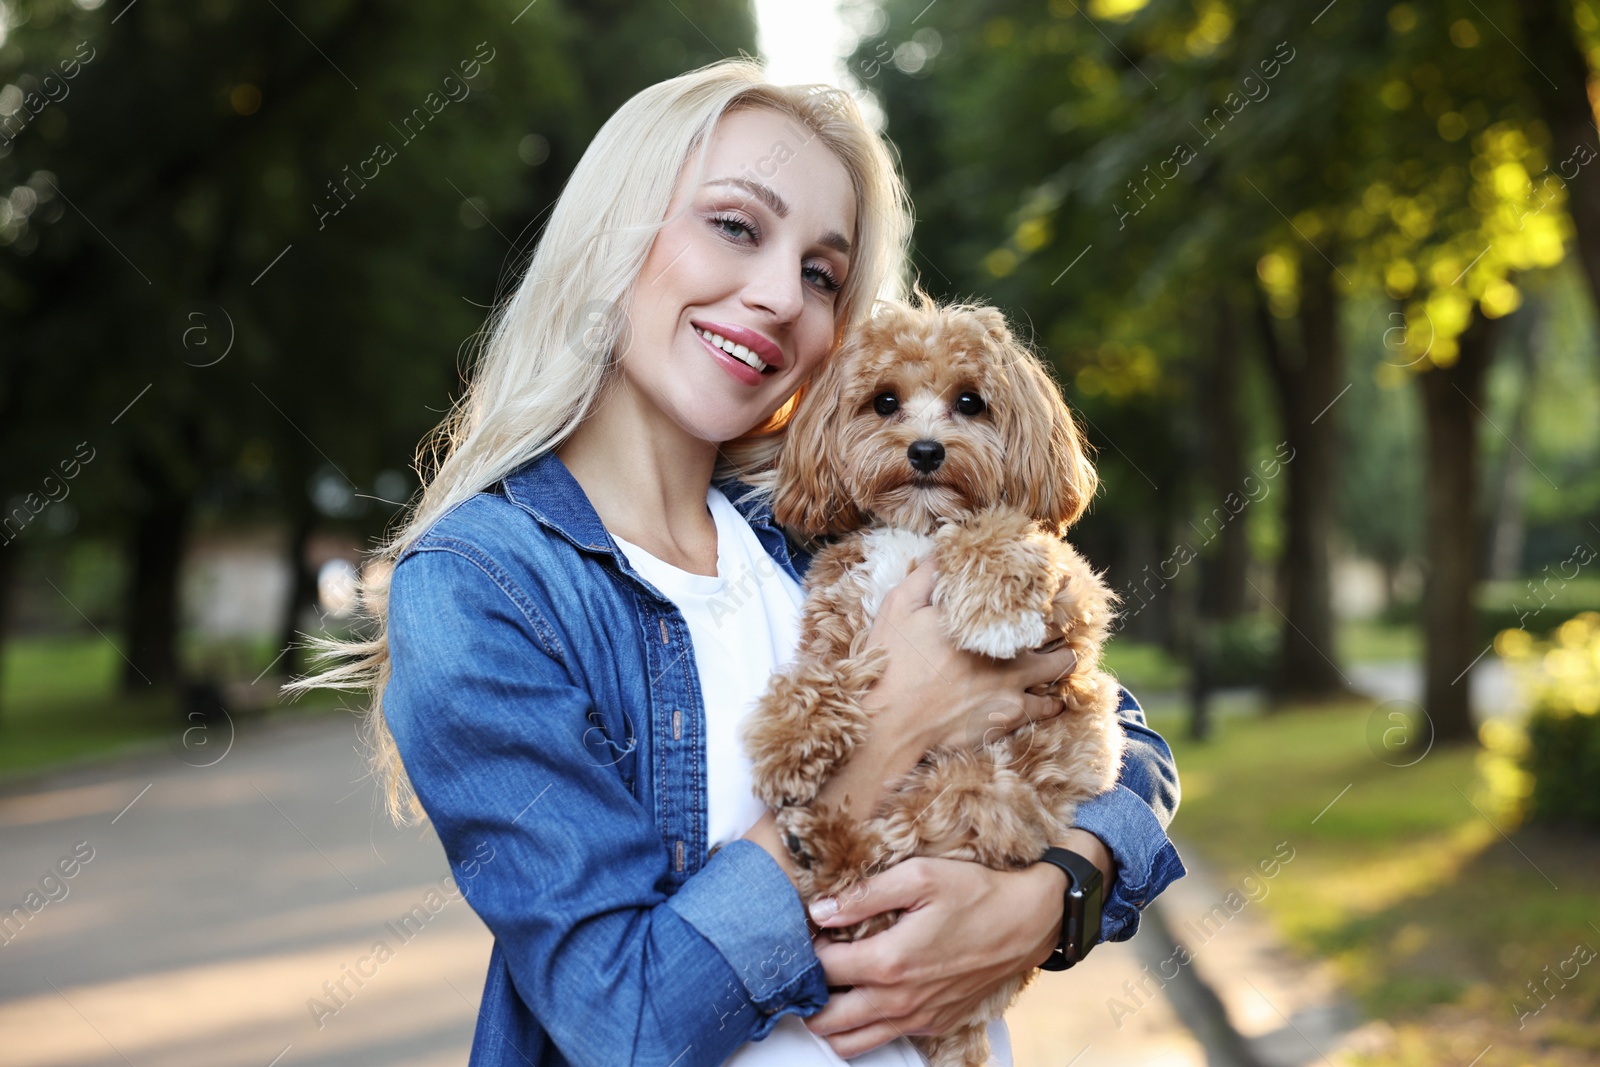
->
xmin=1008 ymin=847 xmax=1372 ymax=1067
xmin=1347 ymin=659 xmax=1517 ymax=720
xmin=1 ymin=713 xmax=1372 ymax=1067
xmin=0 ymin=714 xmax=489 ymax=1067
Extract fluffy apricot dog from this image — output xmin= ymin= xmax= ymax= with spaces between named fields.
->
xmin=741 ymin=296 xmax=1125 ymax=1067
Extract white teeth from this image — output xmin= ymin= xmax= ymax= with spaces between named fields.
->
xmin=698 ymin=327 xmax=769 ymax=372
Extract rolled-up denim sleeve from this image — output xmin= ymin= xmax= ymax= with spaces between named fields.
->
xmin=384 ymin=542 xmax=826 ymax=1065
xmin=1070 ymin=686 xmax=1186 ymax=942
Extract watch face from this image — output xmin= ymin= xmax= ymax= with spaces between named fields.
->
xmin=1078 ymin=884 xmax=1103 ymax=958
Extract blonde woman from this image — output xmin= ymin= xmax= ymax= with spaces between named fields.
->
xmin=291 ymin=59 xmax=1184 ymax=1066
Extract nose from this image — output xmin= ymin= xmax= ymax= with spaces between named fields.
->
xmin=907 ymin=439 xmax=945 ymax=473
xmin=743 ymin=247 xmax=806 ymax=324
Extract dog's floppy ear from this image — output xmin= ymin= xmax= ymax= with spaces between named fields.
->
xmin=773 ymin=339 xmax=869 ymax=538
xmin=992 ymin=323 xmax=1098 ymax=535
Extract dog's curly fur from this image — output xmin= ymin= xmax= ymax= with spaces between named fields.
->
xmin=741 ymin=296 xmax=1125 ymax=1067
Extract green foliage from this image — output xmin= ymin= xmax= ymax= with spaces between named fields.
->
xmin=0 ymin=0 xmax=756 ymax=537
xmin=1524 ymin=709 xmax=1600 ymax=826
xmin=1101 ymin=637 xmax=1185 ymax=691
xmin=1480 ymin=577 xmax=1600 ymax=638
xmin=1204 ymin=614 xmax=1277 ymax=686
xmin=0 ymin=0 xmax=756 ymax=701
xmin=854 ymin=0 xmax=1600 ymax=555
xmin=1497 ymin=612 xmax=1600 ymax=828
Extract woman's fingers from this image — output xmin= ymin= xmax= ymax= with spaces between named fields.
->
xmin=810 ymin=858 xmax=928 ymax=929
xmin=1022 ymin=691 xmax=1066 ymax=722
xmin=1020 ymin=644 xmax=1078 ymax=692
xmin=890 ymin=554 xmax=937 ymax=611
xmin=960 ymin=690 xmax=1063 ymax=749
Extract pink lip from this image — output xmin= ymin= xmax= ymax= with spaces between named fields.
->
xmin=696 ymin=330 xmax=763 ymax=386
xmin=691 ymin=319 xmax=787 ymax=371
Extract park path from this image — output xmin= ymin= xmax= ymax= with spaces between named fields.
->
xmin=0 ymin=714 xmax=486 ymax=1067
xmin=0 ymin=712 xmax=1371 ymax=1067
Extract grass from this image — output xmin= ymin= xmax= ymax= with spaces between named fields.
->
xmin=1156 ymin=700 xmax=1600 ymax=1067
xmin=1336 ymin=618 xmax=1423 ymax=664
xmin=1102 ymin=639 xmax=1186 ymax=692
xmin=0 ymin=637 xmax=174 ymax=777
xmin=1104 ymin=617 xmax=1425 ymax=696
xmin=0 ymin=634 xmax=345 ymax=781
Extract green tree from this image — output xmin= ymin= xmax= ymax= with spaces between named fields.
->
xmin=0 ymin=0 xmax=755 ymax=707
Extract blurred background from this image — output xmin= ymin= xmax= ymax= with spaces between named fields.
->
xmin=1 ymin=0 xmax=1597 ymax=1065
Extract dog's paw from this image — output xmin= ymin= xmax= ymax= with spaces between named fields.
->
xmin=930 ymin=514 xmax=1061 ymax=659
xmin=954 ymin=613 xmax=1049 ymax=659
xmin=777 ymin=803 xmax=891 ymax=905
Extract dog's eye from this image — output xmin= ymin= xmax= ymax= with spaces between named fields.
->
xmin=955 ymin=392 xmax=986 ymax=417
xmin=873 ymin=392 xmax=899 ymax=416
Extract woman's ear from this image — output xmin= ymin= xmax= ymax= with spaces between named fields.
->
xmin=773 ymin=343 xmax=868 ymax=538
xmin=998 ymin=340 xmax=1098 ymax=535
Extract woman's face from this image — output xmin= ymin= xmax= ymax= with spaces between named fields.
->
xmin=621 ymin=106 xmax=857 ymax=442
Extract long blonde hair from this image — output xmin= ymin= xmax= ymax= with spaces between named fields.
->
xmin=284 ymin=58 xmax=912 ymax=825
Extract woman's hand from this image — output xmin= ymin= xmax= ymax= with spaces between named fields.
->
xmin=803 ymin=827 xmax=1116 ymax=1058
xmin=800 ymin=856 xmax=1066 ymax=1058
xmin=804 ymin=554 xmax=1080 ymax=831
xmin=866 ymin=554 xmax=1080 ymax=755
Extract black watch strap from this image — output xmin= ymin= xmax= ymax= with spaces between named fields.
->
xmin=1035 ymin=846 xmax=1103 ymax=971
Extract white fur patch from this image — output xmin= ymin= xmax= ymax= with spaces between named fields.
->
xmin=961 ymin=614 xmax=1049 ymax=659
xmin=856 ymin=528 xmax=936 ymax=623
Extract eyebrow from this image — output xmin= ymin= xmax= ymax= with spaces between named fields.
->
xmin=704 ymin=177 xmax=853 ymax=256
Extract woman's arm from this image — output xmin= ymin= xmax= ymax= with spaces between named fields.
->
xmin=384 ymin=544 xmax=828 ymax=1065
xmin=1061 ymin=686 xmax=1186 ymax=940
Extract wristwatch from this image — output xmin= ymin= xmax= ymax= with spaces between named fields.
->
xmin=1034 ymin=846 xmax=1103 ymax=971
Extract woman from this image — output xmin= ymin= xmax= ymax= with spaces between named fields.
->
xmin=291 ymin=59 xmax=1184 ymax=1066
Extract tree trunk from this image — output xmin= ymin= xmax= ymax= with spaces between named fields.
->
xmin=1521 ymin=0 xmax=1600 ymax=316
xmin=1200 ymin=286 xmax=1251 ymax=621
xmin=1488 ymin=307 xmax=1543 ymax=581
xmin=122 ymin=487 xmax=192 ymax=694
xmin=121 ymin=436 xmax=198 ymax=696
xmin=0 ymin=541 xmax=15 ymax=722
xmin=1418 ymin=311 xmax=1503 ymax=745
xmin=278 ymin=500 xmax=319 ymax=679
xmin=1253 ymin=260 xmax=1350 ymax=703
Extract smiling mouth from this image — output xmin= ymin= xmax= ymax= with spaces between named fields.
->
xmin=696 ymin=326 xmax=776 ymax=374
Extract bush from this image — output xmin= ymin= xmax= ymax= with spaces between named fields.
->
xmin=1494 ymin=612 xmax=1600 ymax=829
xmin=1479 ymin=577 xmax=1600 ymax=642
xmin=1202 ymin=615 xmax=1279 ymax=688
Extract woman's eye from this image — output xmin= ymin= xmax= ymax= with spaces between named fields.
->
xmin=709 ymin=213 xmax=755 ymax=241
xmin=955 ymin=392 xmax=986 ymax=416
xmin=804 ymin=263 xmax=842 ymax=293
xmin=873 ymin=392 xmax=899 ymax=416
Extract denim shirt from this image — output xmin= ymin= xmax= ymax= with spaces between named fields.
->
xmin=383 ymin=449 xmax=1186 ymax=1067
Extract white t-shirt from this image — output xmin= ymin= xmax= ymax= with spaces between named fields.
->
xmin=612 ymin=484 xmax=1012 ymax=1067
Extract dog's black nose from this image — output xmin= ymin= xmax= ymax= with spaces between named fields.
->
xmin=907 ymin=439 xmax=945 ymax=473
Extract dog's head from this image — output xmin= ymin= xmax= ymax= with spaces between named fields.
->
xmin=773 ymin=297 xmax=1097 ymax=538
